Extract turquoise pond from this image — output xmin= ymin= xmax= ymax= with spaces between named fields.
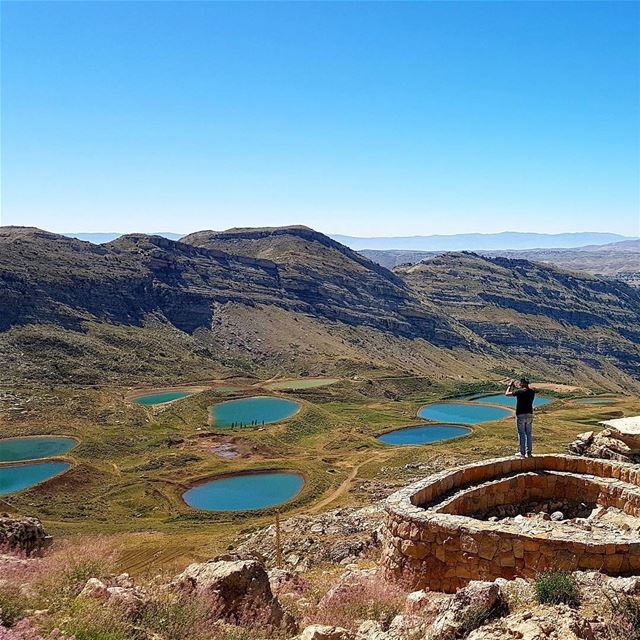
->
xmin=0 ymin=462 xmax=71 ymax=496
xmin=211 ymin=396 xmax=300 ymax=428
xmin=418 ymin=402 xmax=512 ymax=425
xmin=0 ymin=437 xmax=77 ymax=462
xmin=471 ymin=394 xmax=553 ymax=408
xmin=183 ymin=472 xmax=304 ymax=511
xmin=134 ymin=391 xmax=192 ymax=406
xmin=378 ymin=424 xmax=471 ymax=446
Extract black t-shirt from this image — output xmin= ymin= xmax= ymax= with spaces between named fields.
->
xmin=513 ymin=388 xmax=536 ymax=415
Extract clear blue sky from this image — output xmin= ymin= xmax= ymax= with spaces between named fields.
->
xmin=2 ymin=1 xmax=639 ymax=237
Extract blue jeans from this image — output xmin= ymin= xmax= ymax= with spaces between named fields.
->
xmin=516 ymin=414 xmax=533 ymax=456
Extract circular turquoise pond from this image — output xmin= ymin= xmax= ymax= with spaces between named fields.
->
xmin=378 ymin=424 xmax=471 ymax=446
xmin=471 ymin=394 xmax=553 ymax=408
xmin=418 ymin=402 xmax=512 ymax=424
xmin=134 ymin=391 xmax=192 ymax=406
xmin=211 ymin=396 xmax=300 ymax=428
xmin=183 ymin=472 xmax=304 ymax=511
xmin=0 ymin=461 xmax=71 ymax=496
xmin=0 ymin=436 xmax=77 ymax=462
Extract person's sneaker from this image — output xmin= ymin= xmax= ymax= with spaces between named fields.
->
xmin=515 ymin=452 xmax=524 ymax=458
xmin=527 ymin=453 xmax=533 ymax=457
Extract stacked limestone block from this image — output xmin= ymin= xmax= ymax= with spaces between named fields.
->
xmin=381 ymin=455 xmax=640 ymax=593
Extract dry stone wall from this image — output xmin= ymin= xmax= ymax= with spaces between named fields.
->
xmin=381 ymin=455 xmax=640 ymax=593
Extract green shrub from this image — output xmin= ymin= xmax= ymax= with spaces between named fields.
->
xmin=535 ymin=571 xmax=580 ymax=606
xmin=0 ymin=586 xmax=28 ymax=627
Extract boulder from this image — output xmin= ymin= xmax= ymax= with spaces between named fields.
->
xmin=493 ymin=577 xmax=535 ymax=608
xmin=295 ymin=625 xmax=353 ymax=640
xmin=79 ymin=575 xmax=147 ymax=613
xmin=465 ymin=605 xmax=597 ymax=640
xmin=424 ymin=581 xmax=503 ymax=640
xmin=170 ymin=558 xmax=295 ymax=632
xmin=317 ymin=569 xmax=377 ymax=611
xmin=568 ymin=429 xmax=638 ymax=462
xmin=0 ymin=517 xmax=50 ymax=555
xmin=355 ymin=620 xmax=388 ymax=640
xmin=404 ymin=589 xmax=448 ymax=620
xmin=268 ymin=567 xmax=309 ymax=597
xmin=79 ymin=578 xmax=109 ymax=599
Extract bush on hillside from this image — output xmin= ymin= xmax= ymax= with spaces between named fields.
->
xmin=534 ymin=571 xmax=580 ymax=606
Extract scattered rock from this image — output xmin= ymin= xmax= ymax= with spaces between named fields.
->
xmin=568 ymin=429 xmax=639 ymax=462
xmin=317 ymin=568 xmax=377 ymax=611
xmin=170 ymin=558 xmax=296 ymax=632
xmin=494 ymin=577 xmax=535 ymax=608
xmin=355 ymin=620 xmax=388 ymax=640
xmin=404 ymin=589 xmax=449 ymax=622
xmin=466 ymin=605 xmax=598 ymax=640
xmin=268 ymin=567 xmax=309 ymax=597
xmin=551 ymin=511 xmax=564 ymax=522
xmin=295 ymin=625 xmax=353 ymax=640
xmin=425 ymin=580 xmax=504 ymax=640
xmin=79 ymin=577 xmax=109 ymax=599
xmin=0 ymin=517 xmax=50 ymax=554
xmin=235 ymin=507 xmax=383 ymax=570
xmin=78 ymin=574 xmax=147 ymax=613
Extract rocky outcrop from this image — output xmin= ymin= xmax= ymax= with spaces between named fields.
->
xmin=0 ymin=516 xmax=50 ymax=554
xmin=568 ymin=428 xmax=640 ymax=462
xmin=79 ymin=573 xmax=147 ymax=614
xmin=465 ymin=605 xmax=599 ymax=640
xmin=170 ymin=557 xmax=296 ymax=632
xmin=236 ymin=506 xmax=382 ymax=571
xmin=424 ymin=581 xmax=504 ymax=640
xmin=235 ymin=506 xmax=383 ymax=571
xmin=295 ymin=625 xmax=353 ymax=640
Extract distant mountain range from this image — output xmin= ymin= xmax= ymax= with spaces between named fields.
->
xmin=63 ymin=231 xmax=635 ymax=251
xmin=360 ymin=238 xmax=640 ymax=287
xmin=331 ymin=232 xmax=634 ymax=251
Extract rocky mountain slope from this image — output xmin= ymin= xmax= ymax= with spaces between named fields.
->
xmin=1 ymin=225 xmax=639 ymax=387
xmin=399 ymin=252 xmax=640 ymax=380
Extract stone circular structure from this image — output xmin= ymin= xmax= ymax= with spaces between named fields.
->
xmin=381 ymin=455 xmax=640 ymax=593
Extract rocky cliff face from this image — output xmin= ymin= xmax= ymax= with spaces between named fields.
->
xmin=0 ymin=226 xmax=461 ymax=346
xmin=399 ymin=253 xmax=640 ymax=378
xmin=181 ymin=226 xmax=462 ymax=346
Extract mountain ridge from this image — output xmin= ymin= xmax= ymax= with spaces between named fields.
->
xmin=45 ymin=228 xmax=636 ymax=251
xmin=1 ymin=225 xmax=638 ymax=389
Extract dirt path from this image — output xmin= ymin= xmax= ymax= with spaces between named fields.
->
xmin=308 ymin=451 xmax=388 ymax=514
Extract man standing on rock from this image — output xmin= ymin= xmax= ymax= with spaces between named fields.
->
xmin=505 ymin=377 xmax=536 ymax=457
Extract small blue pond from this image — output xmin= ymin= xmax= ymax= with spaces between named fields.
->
xmin=378 ymin=424 xmax=471 ymax=446
xmin=134 ymin=391 xmax=192 ymax=406
xmin=183 ymin=472 xmax=305 ymax=511
xmin=471 ymin=394 xmax=553 ymax=408
xmin=0 ymin=462 xmax=71 ymax=496
xmin=0 ymin=437 xmax=77 ymax=462
xmin=418 ymin=402 xmax=512 ymax=425
xmin=211 ymin=396 xmax=300 ymax=428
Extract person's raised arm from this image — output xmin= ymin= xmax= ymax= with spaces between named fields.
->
xmin=505 ymin=380 xmax=516 ymax=396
